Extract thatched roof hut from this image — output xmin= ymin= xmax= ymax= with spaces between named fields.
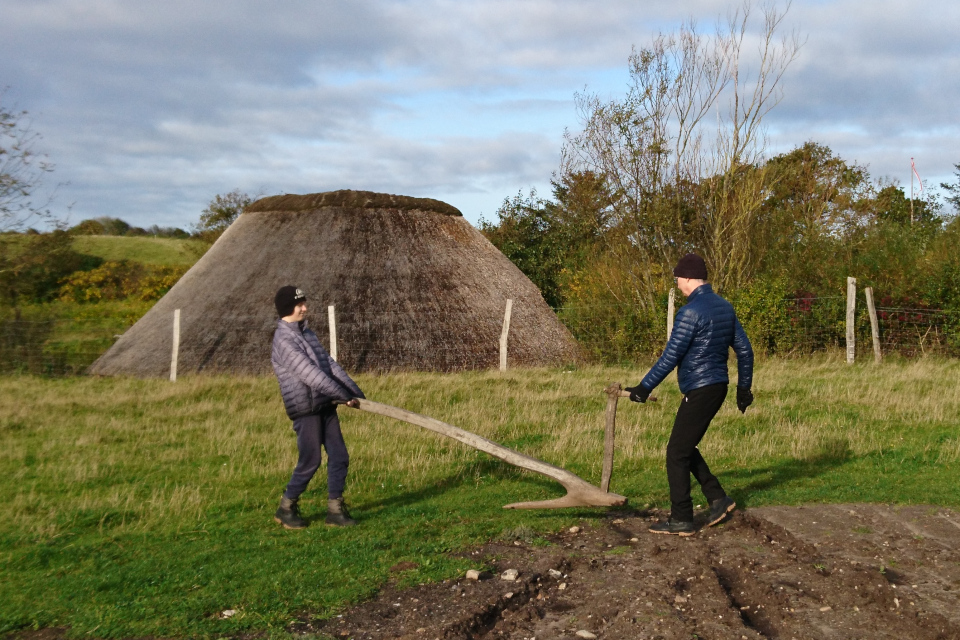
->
xmin=89 ymin=190 xmax=580 ymax=376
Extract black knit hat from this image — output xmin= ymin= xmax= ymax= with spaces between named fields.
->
xmin=275 ymin=285 xmax=306 ymax=317
xmin=673 ymin=253 xmax=708 ymax=280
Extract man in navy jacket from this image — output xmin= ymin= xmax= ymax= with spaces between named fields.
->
xmin=271 ymin=286 xmax=365 ymax=529
xmin=626 ymin=254 xmax=754 ymax=536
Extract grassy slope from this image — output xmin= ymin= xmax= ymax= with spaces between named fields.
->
xmin=1 ymin=358 xmax=959 ymax=637
xmin=1 ymin=234 xmax=208 ymax=266
xmin=1 ymin=235 xmax=208 ymax=374
xmin=70 ymin=236 xmax=208 ymax=266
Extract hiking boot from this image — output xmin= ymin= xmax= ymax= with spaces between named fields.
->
xmin=648 ymin=518 xmax=697 ymax=536
xmin=325 ymin=497 xmax=357 ymax=527
xmin=707 ymin=496 xmax=736 ymax=527
xmin=274 ymin=496 xmax=307 ymax=529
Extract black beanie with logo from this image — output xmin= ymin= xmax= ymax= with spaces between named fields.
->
xmin=275 ymin=286 xmax=306 ymax=317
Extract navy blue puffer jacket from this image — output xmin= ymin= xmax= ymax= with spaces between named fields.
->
xmin=640 ymin=284 xmax=753 ymax=394
xmin=272 ymin=319 xmax=365 ymax=420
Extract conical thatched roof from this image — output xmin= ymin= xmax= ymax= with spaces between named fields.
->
xmin=90 ymin=190 xmax=580 ymax=376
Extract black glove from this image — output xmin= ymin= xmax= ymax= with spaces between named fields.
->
xmin=624 ymin=384 xmax=651 ymax=403
xmin=736 ymin=386 xmax=754 ymax=414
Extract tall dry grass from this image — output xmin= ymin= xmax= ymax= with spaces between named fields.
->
xmin=3 ymin=356 xmax=960 ymax=542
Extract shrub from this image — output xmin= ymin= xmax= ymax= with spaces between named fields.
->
xmin=58 ymin=261 xmax=188 ymax=303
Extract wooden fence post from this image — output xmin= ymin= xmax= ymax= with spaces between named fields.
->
xmin=865 ymin=286 xmax=882 ymax=363
xmin=667 ymin=288 xmax=676 ymax=342
xmin=170 ymin=309 xmax=180 ymax=382
xmin=500 ymin=299 xmax=513 ymax=372
xmin=846 ymin=277 xmax=856 ymax=364
xmin=328 ymin=305 xmax=337 ymax=361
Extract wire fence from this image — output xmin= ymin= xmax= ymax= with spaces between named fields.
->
xmin=2 ymin=294 xmax=959 ymax=376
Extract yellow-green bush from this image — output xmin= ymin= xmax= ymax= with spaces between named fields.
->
xmin=58 ymin=261 xmax=187 ymax=303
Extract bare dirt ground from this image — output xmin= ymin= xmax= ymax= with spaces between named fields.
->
xmin=8 ymin=504 xmax=960 ymax=640
xmin=309 ymin=504 xmax=960 ymax=640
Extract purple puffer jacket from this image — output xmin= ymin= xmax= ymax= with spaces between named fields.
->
xmin=271 ymin=319 xmax=364 ymax=420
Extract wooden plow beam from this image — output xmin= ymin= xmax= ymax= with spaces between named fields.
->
xmin=351 ymin=398 xmax=627 ymax=510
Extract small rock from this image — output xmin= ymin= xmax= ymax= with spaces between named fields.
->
xmin=504 ymin=592 xmax=514 ymax=599
xmin=569 ymin=526 xmax=581 ymax=534
xmin=558 ymin=583 xmax=567 ymax=590
xmin=575 ymin=631 xmax=597 ymax=639
xmin=819 ymin=606 xmax=832 ymax=612
xmin=548 ymin=569 xmax=562 ymax=578
xmin=500 ymin=569 xmax=519 ymax=581
xmin=612 ymin=518 xmax=624 ymax=524
xmin=416 ymin=628 xmax=426 ymax=634
xmin=630 ymin=537 xmax=639 ymax=542
xmin=674 ymin=595 xmax=687 ymax=604
xmin=219 ymin=609 xmax=237 ymax=619
xmin=466 ymin=570 xmax=481 ymax=581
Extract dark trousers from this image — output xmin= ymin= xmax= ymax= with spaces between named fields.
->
xmin=666 ymin=383 xmax=728 ymax=522
xmin=283 ymin=406 xmax=349 ymax=501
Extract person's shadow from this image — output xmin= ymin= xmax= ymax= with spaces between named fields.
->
xmin=722 ymin=435 xmax=854 ymax=507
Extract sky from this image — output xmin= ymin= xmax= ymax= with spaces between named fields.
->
xmin=1 ymin=0 xmax=958 ymax=230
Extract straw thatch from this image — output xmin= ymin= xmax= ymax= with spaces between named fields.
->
xmin=89 ymin=190 xmax=580 ymax=376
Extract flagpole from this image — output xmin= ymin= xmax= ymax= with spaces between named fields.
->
xmin=910 ymin=157 xmax=915 ymax=225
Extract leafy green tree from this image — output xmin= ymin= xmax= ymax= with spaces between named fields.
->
xmin=0 ymin=230 xmax=99 ymax=305
xmin=480 ymin=172 xmax=612 ymax=308
xmin=94 ymin=217 xmax=131 ymax=236
xmin=193 ymin=189 xmax=253 ymax=241
xmin=870 ymin=184 xmax=941 ymax=229
xmin=940 ymin=163 xmax=960 ymax=214
xmin=480 ymin=189 xmax=565 ymax=307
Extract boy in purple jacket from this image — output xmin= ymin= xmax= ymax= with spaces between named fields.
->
xmin=271 ymin=285 xmax=365 ymax=529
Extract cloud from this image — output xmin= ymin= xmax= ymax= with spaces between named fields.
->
xmin=1 ymin=0 xmax=958 ymax=228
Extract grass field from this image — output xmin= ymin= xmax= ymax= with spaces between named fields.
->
xmin=1 ymin=235 xmax=208 ymax=375
xmin=2 ymin=357 xmax=960 ymax=637
xmin=70 ymin=236 xmax=208 ymax=266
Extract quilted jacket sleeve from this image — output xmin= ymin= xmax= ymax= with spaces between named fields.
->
xmin=732 ymin=317 xmax=754 ymax=389
xmin=640 ymin=306 xmax=697 ymax=391
xmin=274 ymin=335 xmax=354 ymax=402
xmin=326 ymin=354 xmax=365 ymax=399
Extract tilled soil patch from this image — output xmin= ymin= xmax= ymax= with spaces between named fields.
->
xmin=312 ymin=504 xmax=960 ymax=640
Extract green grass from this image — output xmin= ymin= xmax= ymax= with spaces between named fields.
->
xmin=0 ymin=234 xmax=207 ymax=266
xmin=70 ymin=236 xmax=208 ymax=266
xmin=1 ymin=358 xmax=959 ymax=637
xmin=1 ymin=301 xmax=153 ymax=375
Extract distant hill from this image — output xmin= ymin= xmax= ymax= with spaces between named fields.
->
xmin=71 ymin=236 xmax=209 ymax=266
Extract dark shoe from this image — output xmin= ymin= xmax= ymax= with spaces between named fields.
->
xmin=649 ymin=518 xmax=696 ymax=536
xmin=707 ymin=496 xmax=736 ymax=527
xmin=325 ymin=497 xmax=357 ymax=527
xmin=275 ymin=496 xmax=307 ymax=529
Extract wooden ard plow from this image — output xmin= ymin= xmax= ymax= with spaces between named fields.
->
xmin=347 ymin=383 xmax=652 ymax=510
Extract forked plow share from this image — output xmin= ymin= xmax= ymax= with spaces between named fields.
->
xmin=347 ymin=383 xmax=653 ymax=510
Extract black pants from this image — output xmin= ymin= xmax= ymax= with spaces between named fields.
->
xmin=283 ymin=405 xmax=349 ymax=501
xmin=666 ymin=383 xmax=728 ymax=522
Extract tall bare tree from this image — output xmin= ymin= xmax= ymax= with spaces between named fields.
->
xmin=0 ymin=94 xmax=55 ymax=231
xmin=561 ymin=2 xmax=801 ymax=306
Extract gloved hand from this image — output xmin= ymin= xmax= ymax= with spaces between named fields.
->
xmin=624 ymin=384 xmax=651 ymax=403
xmin=736 ymin=386 xmax=754 ymax=414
